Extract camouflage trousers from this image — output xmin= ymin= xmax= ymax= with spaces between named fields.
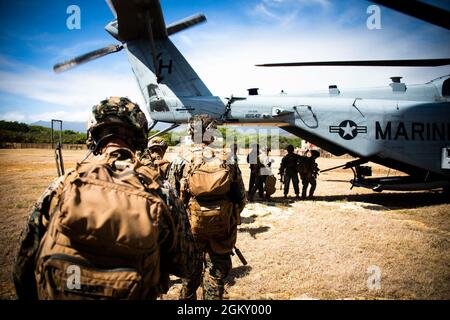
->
xmin=179 ymin=247 xmax=231 ymax=300
xmin=301 ymin=177 xmax=317 ymax=198
xmin=284 ymin=172 xmax=300 ymax=196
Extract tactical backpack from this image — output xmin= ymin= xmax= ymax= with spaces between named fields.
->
xmin=264 ymin=175 xmax=277 ymax=196
xmin=34 ymin=153 xmax=167 ymax=300
xmin=154 ymin=158 xmax=171 ymax=179
xmin=300 ymin=157 xmax=318 ymax=180
xmin=185 ymin=148 xmax=235 ymax=239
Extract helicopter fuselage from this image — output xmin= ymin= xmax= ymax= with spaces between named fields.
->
xmin=147 ymin=79 xmax=450 ymax=184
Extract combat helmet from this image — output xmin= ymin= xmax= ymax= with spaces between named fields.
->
xmin=148 ymin=136 xmax=168 ymax=152
xmin=188 ymin=114 xmax=217 ymax=143
xmin=310 ymin=149 xmax=320 ymax=158
xmin=286 ymin=144 xmax=295 ymax=153
xmin=87 ymin=96 xmax=148 ymax=153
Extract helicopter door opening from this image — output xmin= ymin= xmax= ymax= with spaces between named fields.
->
xmin=148 ymin=84 xmax=170 ymax=112
xmin=293 ymin=105 xmax=318 ymax=128
xmin=146 ymin=84 xmax=176 ymax=122
xmin=442 ymin=78 xmax=450 ymax=97
xmin=442 ymin=146 xmax=450 ymax=169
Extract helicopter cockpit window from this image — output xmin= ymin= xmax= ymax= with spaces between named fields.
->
xmin=442 ymin=78 xmax=450 ymax=97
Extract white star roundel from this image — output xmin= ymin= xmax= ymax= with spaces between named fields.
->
xmin=329 ymin=120 xmax=367 ymax=140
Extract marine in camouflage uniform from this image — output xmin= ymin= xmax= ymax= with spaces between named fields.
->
xmin=247 ymin=144 xmax=263 ymax=202
xmin=141 ymin=136 xmax=171 ymax=179
xmin=167 ymin=115 xmax=246 ymax=300
xmin=257 ymin=146 xmax=274 ymax=200
xmin=12 ymin=97 xmax=198 ymax=300
xmin=300 ymin=149 xmax=320 ymax=199
xmin=227 ymin=142 xmax=239 ymax=166
xmin=279 ymin=144 xmax=302 ymax=199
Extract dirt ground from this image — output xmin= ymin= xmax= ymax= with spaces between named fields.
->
xmin=0 ymin=148 xmax=449 ymax=300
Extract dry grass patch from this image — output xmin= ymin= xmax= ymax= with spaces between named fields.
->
xmin=0 ymin=149 xmax=448 ymax=300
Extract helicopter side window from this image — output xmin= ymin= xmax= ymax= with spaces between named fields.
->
xmin=442 ymin=78 xmax=450 ymax=97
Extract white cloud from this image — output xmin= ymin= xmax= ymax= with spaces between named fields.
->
xmin=254 ymin=3 xmax=281 ymax=20
xmin=173 ymin=20 xmax=450 ymax=97
xmin=297 ymin=0 xmax=331 ymax=9
xmin=255 ymin=0 xmax=331 ymax=23
xmin=251 ymin=1 xmax=305 ymax=25
xmin=178 ymin=34 xmax=193 ymax=47
xmin=1 ymin=6 xmax=449 ymax=125
xmin=0 ymin=56 xmax=148 ymax=123
xmin=28 ymin=110 xmax=90 ymax=123
xmin=0 ymin=69 xmax=142 ymax=109
xmin=263 ymin=0 xmax=331 ymax=9
xmin=0 ymin=111 xmax=26 ymax=122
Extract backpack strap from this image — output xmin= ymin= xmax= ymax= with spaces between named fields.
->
xmin=183 ymin=148 xmax=202 ymax=204
xmin=73 ymin=149 xmax=161 ymax=192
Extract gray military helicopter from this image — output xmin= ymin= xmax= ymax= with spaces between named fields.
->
xmin=54 ymin=0 xmax=450 ymax=193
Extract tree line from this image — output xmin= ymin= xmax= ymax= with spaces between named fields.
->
xmin=0 ymin=120 xmax=87 ymax=144
xmin=0 ymin=120 xmax=302 ymax=148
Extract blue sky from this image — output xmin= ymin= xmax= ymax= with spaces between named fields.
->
xmin=0 ymin=0 xmax=449 ymax=123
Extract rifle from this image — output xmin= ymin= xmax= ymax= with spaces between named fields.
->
xmin=232 ymin=247 xmax=247 ymax=266
xmin=278 ymin=171 xmax=284 ymax=190
xmin=320 ymin=158 xmax=368 ymax=173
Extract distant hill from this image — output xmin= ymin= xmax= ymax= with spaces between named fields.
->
xmin=31 ymin=121 xmax=86 ymax=133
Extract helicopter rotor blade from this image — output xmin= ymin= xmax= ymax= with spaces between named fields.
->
xmin=53 ymin=44 xmax=124 ymax=73
xmin=371 ymin=0 xmax=450 ymax=30
xmin=256 ymin=58 xmax=450 ymax=67
xmin=167 ymin=13 xmax=207 ymax=36
xmin=105 ymin=0 xmax=117 ymax=18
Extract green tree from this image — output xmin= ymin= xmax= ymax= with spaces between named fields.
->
xmin=0 ymin=120 xmax=87 ymax=144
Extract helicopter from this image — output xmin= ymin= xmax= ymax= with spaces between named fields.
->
xmin=53 ymin=0 xmax=450 ymax=193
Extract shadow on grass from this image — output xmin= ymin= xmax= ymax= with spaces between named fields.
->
xmin=238 ymin=226 xmax=270 ymax=238
xmin=313 ymin=191 xmax=449 ymax=210
xmin=226 ymin=265 xmax=252 ymax=286
xmin=241 ymin=215 xmax=257 ymax=224
xmin=251 ymin=196 xmax=300 ymax=206
xmin=170 ymin=265 xmax=253 ymax=289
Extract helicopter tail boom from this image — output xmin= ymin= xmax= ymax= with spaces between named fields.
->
xmin=111 ymin=0 xmax=215 ymax=122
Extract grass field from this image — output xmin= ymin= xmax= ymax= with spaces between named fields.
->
xmin=0 ymin=149 xmax=449 ymax=300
